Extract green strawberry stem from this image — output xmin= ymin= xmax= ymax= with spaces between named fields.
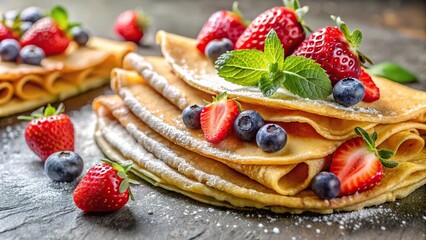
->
xmin=204 ymin=92 xmax=242 ymax=112
xmin=232 ymin=2 xmax=250 ymax=27
xmin=17 ymin=103 xmax=64 ymax=120
xmin=136 ymin=10 xmax=150 ymax=32
xmin=283 ymin=0 xmax=312 ymax=33
xmin=331 ymin=16 xmax=373 ymax=66
xmin=101 ymin=159 xmax=135 ymax=201
xmin=354 ymin=127 xmax=398 ymax=168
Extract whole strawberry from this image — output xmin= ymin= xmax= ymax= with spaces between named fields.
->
xmin=20 ymin=6 xmax=77 ymax=56
xmin=73 ymin=159 xmax=134 ymax=212
xmin=114 ymin=10 xmax=148 ymax=43
xmin=18 ymin=103 xmax=74 ymax=162
xmin=196 ymin=2 xmax=247 ymax=54
xmin=235 ymin=0 xmax=309 ymax=55
xmin=293 ymin=16 xmax=372 ymax=84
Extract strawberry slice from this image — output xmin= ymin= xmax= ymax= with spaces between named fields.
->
xmin=330 ymin=127 xmax=397 ymax=196
xmin=200 ymin=92 xmax=240 ymax=143
xmin=359 ymin=69 xmax=380 ymax=102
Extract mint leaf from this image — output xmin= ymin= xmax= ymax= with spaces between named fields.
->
xmin=50 ymin=6 xmax=68 ymax=30
xmin=281 ymin=56 xmax=332 ymax=99
xmin=259 ymin=71 xmax=285 ymax=97
xmin=264 ymin=29 xmax=284 ymax=70
xmin=366 ymin=62 xmax=418 ymax=84
xmin=215 ymin=50 xmax=268 ymax=86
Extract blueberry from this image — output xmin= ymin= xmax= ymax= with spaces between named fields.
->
xmin=256 ymin=124 xmax=287 ymax=153
xmin=234 ymin=110 xmax=265 ymax=141
xmin=182 ymin=104 xmax=204 ymax=129
xmin=333 ymin=78 xmax=365 ymax=107
xmin=0 ymin=39 xmax=20 ymax=62
xmin=71 ymin=27 xmax=90 ymax=46
xmin=20 ymin=21 xmax=33 ymax=34
xmin=205 ymin=38 xmax=234 ymax=62
xmin=44 ymin=151 xmax=84 ymax=182
xmin=311 ymin=172 xmax=341 ymax=199
xmin=20 ymin=45 xmax=45 ymax=65
xmin=20 ymin=6 xmax=44 ymax=23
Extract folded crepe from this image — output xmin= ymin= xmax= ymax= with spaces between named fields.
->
xmin=93 ymin=95 xmax=426 ymax=213
xmin=92 ymin=31 xmax=426 ymax=213
xmin=0 ymin=38 xmax=136 ymax=117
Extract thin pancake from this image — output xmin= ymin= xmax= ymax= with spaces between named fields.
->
xmin=94 ymin=100 xmax=426 ymax=213
xmin=120 ymin=53 xmax=377 ymax=140
xmin=156 ymin=31 xmax=426 ymax=124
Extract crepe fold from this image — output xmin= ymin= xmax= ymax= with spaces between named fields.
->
xmin=0 ymin=38 xmax=136 ymax=117
xmin=92 ymin=31 xmax=425 ymax=213
xmin=93 ymin=95 xmax=426 ymax=213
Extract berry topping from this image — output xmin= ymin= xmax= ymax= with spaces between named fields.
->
xmin=205 ymin=38 xmax=234 ymax=62
xmin=359 ymin=69 xmax=380 ymax=102
xmin=0 ymin=23 xmax=18 ymax=41
xmin=293 ymin=16 xmax=372 ymax=84
xmin=18 ymin=103 xmax=75 ymax=162
xmin=70 ymin=27 xmax=90 ymax=46
xmin=114 ymin=10 xmax=148 ymax=43
xmin=73 ymin=159 xmax=134 ymax=212
xmin=44 ymin=151 xmax=84 ymax=182
xmin=234 ymin=110 xmax=265 ymax=141
xmin=256 ymin=123 xmax=287 ymax=153
xmin=235 ymin=0 xmax=309 ymax=55
xmin=19 ymin=45 xmax=45 ymax=65
xmin=20 ymin=6 xmax=44 ymax=23
xmin=182 ymin=104 xmax=204 ymax=129
xmin=332 ymin=77 xmax=365 ymax=107
xmin=196 ymin=2 xmax=247 ymax=54
xmin=3 ymin=10 xmax=19 ymax=22
xmin=311 ymin=171 xmax=341 ymax=199
xmin=200 ymin=92 xmax=240 ymax=144
xmin=0 ymin=39 xmax=20 ymax=61
xmin=20 ymin=6 xmax=79 ymax=56
xmin=330 ymin=127 xmax=397 ymax=196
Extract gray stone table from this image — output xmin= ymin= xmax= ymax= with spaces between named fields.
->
xmin=1 ymin=0 xmax=425 ymax=239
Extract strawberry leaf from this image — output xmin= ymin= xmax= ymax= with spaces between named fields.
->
xmin=264 ymin=30 xmax=284 ymax=71
xmin=380 ymin=159 xmax=398 ymax=168
xmin=215 ymin=50 xmax=269 ymax=86
xmin=377 ymin=149 xmax=394 ymax=160
xmin=119 ymin=179 xmax=129 ymax=193
xmin=50 ymin=6 xmax=69 ymax=30
xmin=117 ymin=171 xmax=127 ymax=179
xmin=282 ymin=56 xmax=332 ymax=99
xmin=354 ymin=127 xmax=375 ymax=151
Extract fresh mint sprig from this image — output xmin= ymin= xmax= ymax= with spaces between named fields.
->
xmin=354 ymin=127 xmax=398 ymax=168
xmin=215 ymin=29 xmax=332 ymax=99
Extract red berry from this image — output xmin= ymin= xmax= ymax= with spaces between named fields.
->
xmin=196 ymin=3 xmax=246 ymax=54
xmin=73 ymin=160 xmax=133 ymax=212
xmin=359 ymin=69 xmax=380 ymax=102
xmin=330 ymin=137 xmax=383 ymax=196
xmin=21 ymin=17 xmax=71 ymax=56
xmin=236 ymin=6 xmax=305 ymax=55
xmin=114 ymin=10 xmax=147 ymax=43
xmin=0 ymin=24 xmax=18 ymax=41
xmin=200 ymin=92 xmax=240 ymax=144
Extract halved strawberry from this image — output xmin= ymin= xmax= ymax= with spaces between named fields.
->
xmin=330 ymin=127 xmax=397 ymax=196
xmin=359 ymin=69 xmax=380 ymax=102
xmin=200 ymin=92 xmax=240 ymax=143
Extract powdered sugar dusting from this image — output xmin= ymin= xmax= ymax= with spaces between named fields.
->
xmin=126 ymin=53 xmax=188 ymax=109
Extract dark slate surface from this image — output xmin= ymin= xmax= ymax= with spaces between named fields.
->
xmin=0 ymin=1 xmax=425 ymax=239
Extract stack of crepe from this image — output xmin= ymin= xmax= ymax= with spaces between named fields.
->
xmin=0 ymin=38 xmax=136 ymax=117
xmin=93 ymin=31 xmax=426 ymax=214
